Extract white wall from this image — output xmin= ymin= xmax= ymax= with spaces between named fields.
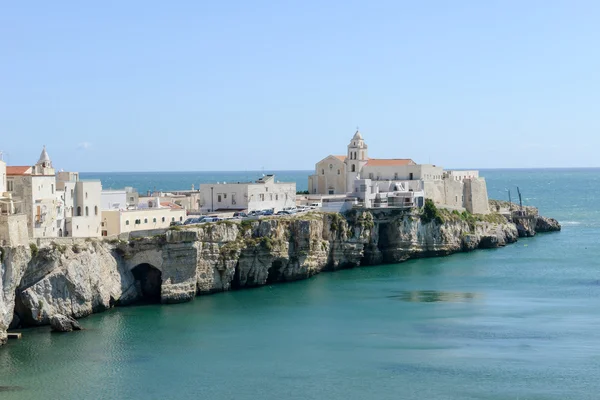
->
xmin=313 ymin=156 xmax=346 ymax=194
xmin=102 ymin=208 xmax=187 ymax=236
xmin=199 ymin=178 xmax=296 ymax=212
xmin=101 ymin=190 xmax=127 ymax=210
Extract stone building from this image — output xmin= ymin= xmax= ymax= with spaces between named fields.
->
xmin=309 ymin=130 xmax=489 ymax=214
xmin=198 ymin=175 xmax=296 ymax=213
xmin=5 ymin=147 xmax=103 ymax=239
xmin=101 ymin=204 xmax=186 ymax=236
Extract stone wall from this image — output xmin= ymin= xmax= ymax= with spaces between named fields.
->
xmin=0 ymin=214 xmax=29 ymax=247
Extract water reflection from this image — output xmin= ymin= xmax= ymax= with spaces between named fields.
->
xmin=388 ymin=290 xmax=481 ymax=303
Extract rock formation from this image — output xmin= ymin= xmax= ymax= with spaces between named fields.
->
xmin=50 ymin=314 xmax=82 ymax=332
xmin=0 ymin=204 xmax=560 ymax=346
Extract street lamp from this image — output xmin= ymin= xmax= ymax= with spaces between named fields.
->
xmin=211 ymin=186 xmax=214 ymax=212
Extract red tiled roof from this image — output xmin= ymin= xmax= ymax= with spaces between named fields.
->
xmin=333 ymin=155 xmax=346 ymax=162
xmin=6 ymin=166 xmax=32 ymax=175
xmin=364 ymin=159 xmax=415 ymax=167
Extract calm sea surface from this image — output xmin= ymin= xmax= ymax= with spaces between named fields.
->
xmin=1 ymin=169 xmax=599 ymax=400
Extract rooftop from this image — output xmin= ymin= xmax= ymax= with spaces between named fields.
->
xmin=6 ymin=166 xmax=32 ymax=175
xmin=364 ymin=159 xmax=416 ymax=167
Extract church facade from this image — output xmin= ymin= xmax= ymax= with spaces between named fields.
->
xmin=308 ymin=130 xmax=490 ymax=214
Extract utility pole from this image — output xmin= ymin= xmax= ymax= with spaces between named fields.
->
xmin=210 ymin=186 xmax=214 ymax=212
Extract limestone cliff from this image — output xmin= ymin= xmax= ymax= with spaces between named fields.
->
xmin=0 ymin=205 xmax=560 ymax=345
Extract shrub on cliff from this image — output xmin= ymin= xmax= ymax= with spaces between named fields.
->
xmin=421 ymin=199 xmax=444 ymax=224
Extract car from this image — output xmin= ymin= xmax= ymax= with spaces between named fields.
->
xmin=276 ymin=210 xmax=293 ymax=215
xmin=249 ymin=210 xmax=263 ymax=216
xmin=170 ymin=221 xmax=183 ymax=226
xmin=202 ymin=217 xmax=218 ymax=223
xmin=262 ymin=209 xmax=274 ymax=216
xmin=233 ymin=212 xmax=248 ymax=218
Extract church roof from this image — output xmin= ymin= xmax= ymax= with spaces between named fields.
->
xmin=37 ymin=146 xmax=51 ymax=164
xmin=333 ymin=155 xmax=346 ymax=162
xmin=7 ymin=166 xmax=32 ymax=175
xmin=365 ymin=159 xmax=415 ymax=167
xmin=352 ymin=130 xmax=363 ymax=140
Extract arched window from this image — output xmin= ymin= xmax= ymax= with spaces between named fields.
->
xmin=329 ymin=164 xmax=333 ymax=170
xmin=180 ymin=216 xmax=183 ymax=221
xmin=144 ymin=218 xmax=148 ymax=223
xmin=337 ymin=169 xmax=340 ymax=175
xmin=77 ymin=206 xmax=82 ymax=216
xmin=321 ymin=169 xmax=325 ymax=175
xmin=153 ymin=218 xmax=157 ymax=223
xmin=162 ymin=217 xmax=165 ymax=222
xmin=354 ymin=152 xmax=357 ymax=159
xmin=70 ymin=189 xmax=73 ymax=198
xmin=94 ymin=206 xmax=98 ymax=216
xmin=351 ymin=164 xmax=356 ymax=172
xmin=172 ymin=217 xmax=175 ymax=222
xmin=85 ymin=206 xmax=89 ymax=216
xmin=85 ymin=192 xmax=88 ymax=199
xmin=126 ymin=220 xmax=130 ymax=225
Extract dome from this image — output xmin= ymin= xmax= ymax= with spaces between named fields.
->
xmin=352 ymin=130 xmax=363 ymax=141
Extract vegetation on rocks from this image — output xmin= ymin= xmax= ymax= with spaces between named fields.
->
xmin=420 ymin=199 xmax=445 ymax=224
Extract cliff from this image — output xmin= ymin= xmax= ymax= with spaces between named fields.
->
xmin=0 ymin=205 xmax=560 ymax=346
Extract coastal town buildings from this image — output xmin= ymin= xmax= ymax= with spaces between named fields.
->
xmin=198 ymin=175 xmax=296 ymax=213
xmin=309 ymin=130 xmax=489 ymax=214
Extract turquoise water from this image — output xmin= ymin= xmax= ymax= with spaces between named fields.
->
xmin=1 ymin=169 xmax=599 ymax=400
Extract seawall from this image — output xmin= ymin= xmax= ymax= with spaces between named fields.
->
xmin=0 ymin=205 xmax=560 ymax=345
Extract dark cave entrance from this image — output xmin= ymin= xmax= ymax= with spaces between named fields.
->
xmin=131 ymin=263 xmax=162 ymax=303
xmin=267 ymin=260 xmax=284 ymax=284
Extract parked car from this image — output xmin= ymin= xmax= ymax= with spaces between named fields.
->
xmin=170 ymin=221 xmax=183 ymax=226
xmin=262 ymin=209 xmax=274 ymax=216
xmin=233 ymin=212 xmax=248 ymax=218
xmin=276 ymin=210 xmax=293 ymax=215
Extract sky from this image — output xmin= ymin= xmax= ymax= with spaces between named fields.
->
xmin=1 ymin=0 xmax=599 ymax=172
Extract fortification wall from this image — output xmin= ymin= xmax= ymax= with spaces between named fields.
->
xmin=0 ymin=214 xmax=29 ymax=246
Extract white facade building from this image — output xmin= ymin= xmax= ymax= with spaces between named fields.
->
xmin=309 ymin=131 xmax=490 ymax=214
xmin=199 ymin=175 xmax=296 ymax=213
xmin=101 ymin=205 xmax=186 ymax=236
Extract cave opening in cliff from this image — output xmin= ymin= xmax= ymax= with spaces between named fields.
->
xmin=267 ymin=260 xmax=284 ymax=284
xmin=131 ymin=263 xmax=162 ymax=303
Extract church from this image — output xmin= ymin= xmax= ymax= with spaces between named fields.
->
xmin=308 ymin=130 xmax=489 ymax=214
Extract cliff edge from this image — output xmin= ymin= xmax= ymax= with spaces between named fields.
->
xmin=0 ymin=202 xmax=560 ymax=346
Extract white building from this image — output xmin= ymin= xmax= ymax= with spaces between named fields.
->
xmin=198 ymin=175 xmax=296 ymax=213
xmin=101 ymin=203 xmax=186 ymax=236
xmin=101 ymin=187 xmax=138 ymax=211
xmin=309 ymin=131 xmax=489 ymax=214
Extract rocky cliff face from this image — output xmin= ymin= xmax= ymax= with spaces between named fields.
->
xmin=0 ymin=207 xmax=560 ymax=345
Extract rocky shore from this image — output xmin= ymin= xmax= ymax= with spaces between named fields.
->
xmin=0 ymin=203 xmax=560 ymax=346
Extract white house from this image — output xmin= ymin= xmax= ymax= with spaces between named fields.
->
xmin=56 ymin=171 xmax=102 ymax=238
xmin=101 ymin=202 xmax=186 ymax=236
xmin=199 ymin=175 xmax=296 ymax=213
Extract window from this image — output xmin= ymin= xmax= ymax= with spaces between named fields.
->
xmin=51 ymin=184 xmax=54 ymax=194
xmin=135 ymin=219 xmax=141 ymax=225
xmin=126 ymin=220 xmax=130 ymax=225
xmin=85 ymin=206 xmax=89 ymax=216
xmin=144 ymin=218 xmax=148 ymax=223
xmin=270 ymin=194 xmax=273 ymax=200
xmin=351 ymin=164 xmax=356 ymax=172
xmin=94 ymin=206 xmax=98 ymax=216
xmin=70 ymin=189 xmax=73 ymax=198
xmin=232 ymin=193 xmax=236 ymax=205
xmin=85 ymin=192 xmax=88 ymax=199
xmin=162 ymin=217 xmax=165 ymax=222
xmin=329 ymin=164 xmax=333 ymax=170
xmin=337 ymin=169 xmax=340 ymax=175
xmin=265 ymin=187 xmax=268 ymax=192
xmin=101 ymin=222 xmax=105 ymax=227
xmin=394 ymin=173 xmax=398 ymax=180
xmin=7 ymin=180 xmax=13 ymax=191
xmin=321 ymin=169 xmax=324 ymax=175
xmin=369 ymin=173 xmax=374 ymax=179
xmin=153 ymin=218 xmax=157 ymax=223
xmin=172 ymin=217 xmax=175 ymax=222
xmin=224 ymin=193 xmax=227 ymax=199
xmin=260 ymin=194 xmax=265 ymax=201
xmin=218 ymin=194 xmax=222 ymax=202
xmin=275 ymin=194 xmax=278 ymax=201
xmin=180 ymin=216 xmax=183 ymax=221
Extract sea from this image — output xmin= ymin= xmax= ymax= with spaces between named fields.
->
xmin=1 ymin=168 xmax=599 ymax=400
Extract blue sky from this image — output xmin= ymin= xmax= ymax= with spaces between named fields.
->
xmin=1 ymin=1 xmax=599 ymax=172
